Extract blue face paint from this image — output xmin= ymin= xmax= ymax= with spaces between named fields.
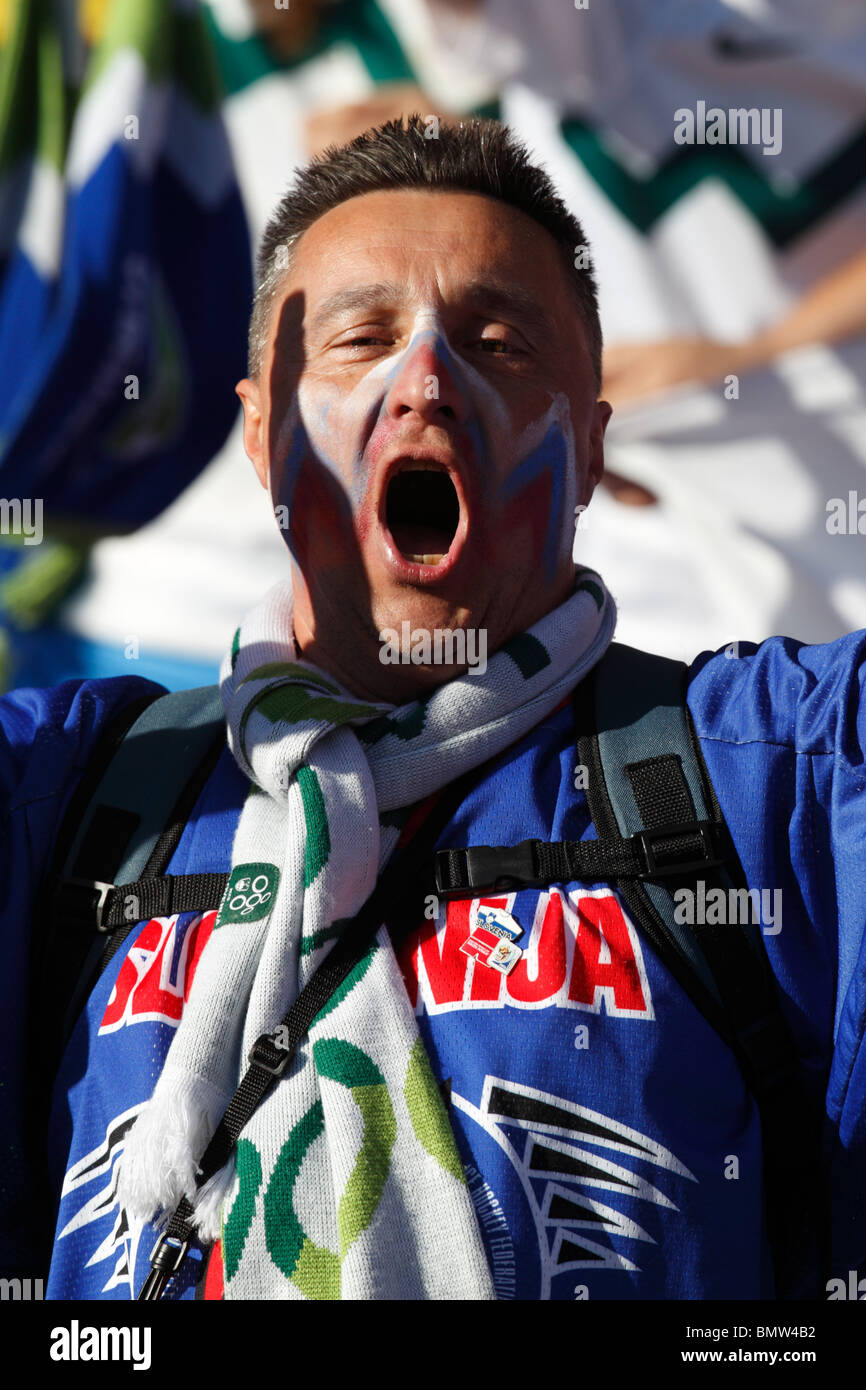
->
xmin=288 ymin=306 xmax=516 ymax=522
xmin=274 ymin=393 xmax=368 ymax=521
xmin=498 ymin=422 xmax=571 ymax=584
xmin=275 ymin=305 xmax=576 ymax=581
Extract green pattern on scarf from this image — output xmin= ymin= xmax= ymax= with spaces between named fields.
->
xmin=292 ymin=1230 xmax=341 ymax=1300
xmin=575 ymin=577 xmax=604 ymax=611
xmin=357 ymin=699 xmax=430 ymax=745
xmin=313 ymin=1039 xmax=396 ymax=1255
xmin=301 ymin=919 xmax=349 ymax=956
xmin=246 ymin=685 xmax=380 ymax=736
xmin=311 ymin=943 xmax=377 ymax=1026
xmin=238 ymin=682 xmax=382 ymax=761
xmin=315 ymin=1037 xmax=383 ymax=1088
xmin=222 ymin=1138 xmax=263 ymax=1280
xmin=404 ymin=1039 xmax=466 ymax=1183
xmin=501 ymin=632 xmax=551 ymax=679
xmin=263 ymin=1102 xmax=341 ymax=1299
xmin=297 ymin=765 xmax=330 ymax=888
xmin=240 ymin=661 xmax=342 ymax=692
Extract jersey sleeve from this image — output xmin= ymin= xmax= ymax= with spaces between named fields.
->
xmin=685 ymin=629 xmax=866 ymax=1002
xmin=0 ymin=675 xmax=165 ymax=1277
xmin=686 ymin=630 xmax=866 ymax=1273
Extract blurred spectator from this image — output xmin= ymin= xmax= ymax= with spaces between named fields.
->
xmin=0 ymin=0 xmax=251 ymax=689
xmin=481 ymin=0 xmax=866 ymax=655
xmin=602 ymin=244 xmax=866 ymax=408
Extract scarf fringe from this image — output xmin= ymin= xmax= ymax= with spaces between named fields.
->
xmin=191 ymin=1159 xmax=238 ymax=1244
xmin=118 ymin=1072 xmax=231 ymax=1229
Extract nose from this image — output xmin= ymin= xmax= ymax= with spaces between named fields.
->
xmin=382 ymin=327 xmax=470 ymax=426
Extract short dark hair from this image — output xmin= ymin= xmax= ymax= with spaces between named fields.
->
xmin=249 ymin=114 xmax=602 ymax=387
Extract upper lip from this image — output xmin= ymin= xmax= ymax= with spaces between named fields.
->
xmin=379 ymin=440 xmax=466 ymax=488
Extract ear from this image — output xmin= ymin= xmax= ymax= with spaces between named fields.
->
xmin=236 ymin=378 xmax=268 ymax=489
xmin=582 ymin=397 xmax=612 ymax=505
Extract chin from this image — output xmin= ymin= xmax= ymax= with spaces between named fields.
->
xmin=370 ymin=588 xmax=492 ymax=692
xmin=366 ymin=578 xmax=475 ymax=636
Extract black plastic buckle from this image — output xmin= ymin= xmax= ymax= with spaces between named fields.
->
xmin=249 ymin=1031 xmax=292 ymax=1077
xmin=434 ymin=840 xmax=540 ymax=898
xmin=148 ymin=1232 xmax=189 ymax=1276
xmin=56 ymin=877 xmax=116 ymax=931
xmin=636 ymin=821 xmax=729 ymax=879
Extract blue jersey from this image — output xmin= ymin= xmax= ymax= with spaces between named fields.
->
xmin=2 ymin=634 xmax=865 ymax=1299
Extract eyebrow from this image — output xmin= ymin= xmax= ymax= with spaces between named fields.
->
xmin=308 ymin=284 xmax=403 ymax=333
xmin=459 ymin=281 xmax=554 ymax=342
xmin=307 ymin=278 xmax=554 ymax=341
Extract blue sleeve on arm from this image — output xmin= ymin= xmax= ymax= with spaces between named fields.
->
xmin=0 ymin=676 xmax=165 ymax=1276
xmin=687 ymin=631 xmax=866 ymax=1273
xmin=686 ymin=629 xmax=866 ymax=1010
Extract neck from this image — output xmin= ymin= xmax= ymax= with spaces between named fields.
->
xmin=292 ymin=613 xmax=477 ymax=704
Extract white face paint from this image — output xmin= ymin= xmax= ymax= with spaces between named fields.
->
xmin=348 ymin=305 xmax=512 ymax=427
xmin=269 ymin=302 xmax=582 ymax=591
xmin=275 ymin=307 xmax=515 ymax=515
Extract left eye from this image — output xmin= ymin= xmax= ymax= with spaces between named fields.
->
xmin=474 ymin=338 xmax=513 ymax=354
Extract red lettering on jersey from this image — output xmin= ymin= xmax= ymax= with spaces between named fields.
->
xmin=506 ymin=891 xmax=567 ymax=1003
xmin=568 ymin=895 xmax=647 ymax=1013
xmin=397 ymin=897 xmax=510 ymax=1007
xmin=396 ymin=908 xmax=468 ymax=1008
xmin=397 ymin=889 xmax=652 ymax=1020
xmin=204 ymin=1237 xmax=225 ymax=1300
xmin=100 ymin=918 xmax=164 ymax=1030
xmin=99 ymin=911 xmax=218 ymax=1033
xmin=131 ymin=920 xmax=186 ymax=1022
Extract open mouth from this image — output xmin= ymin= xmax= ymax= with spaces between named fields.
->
xmin=385 ymin=462 xmax=461 ymax=565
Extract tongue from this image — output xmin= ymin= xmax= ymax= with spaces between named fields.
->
xmin=390 ymin=520 xmax=450 ymax=563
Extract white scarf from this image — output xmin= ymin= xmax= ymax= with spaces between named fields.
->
xmin=118 ymin=567 xmax=616 ymax=1298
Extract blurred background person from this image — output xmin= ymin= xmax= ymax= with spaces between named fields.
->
xmin=0 ymin=0 xmax=252 ymax=688
xmin=482 ymin=0 xmax=866 ymax=657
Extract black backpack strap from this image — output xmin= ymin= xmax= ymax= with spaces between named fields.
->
xmin=577 ymin=644 xmax=825 ymax=1300
xmin=42 ymin=684 xmax=229 ymax=1065
xmin=576 ymin=643 xmax=769 ymax=1043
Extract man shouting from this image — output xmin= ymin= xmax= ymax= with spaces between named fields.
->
xmin=4 ymin=117 xmax=864 ymax=1302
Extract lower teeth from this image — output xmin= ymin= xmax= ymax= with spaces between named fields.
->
xmin=407 ymin=553 xmax=444 ymax=565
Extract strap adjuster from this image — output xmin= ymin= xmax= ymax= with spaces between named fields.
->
xmin=55 ymin=877 xmax=116 ymax=931
xmin=434 ymin=839 xmax=539 ymax=898
xmin=636 ymin=821 xmax=729 ymax=879
xmin=249 ymin=1031 xmax=292 ymax=1077
xmin=148 ymin=1232 xmax=189 ymax=1276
